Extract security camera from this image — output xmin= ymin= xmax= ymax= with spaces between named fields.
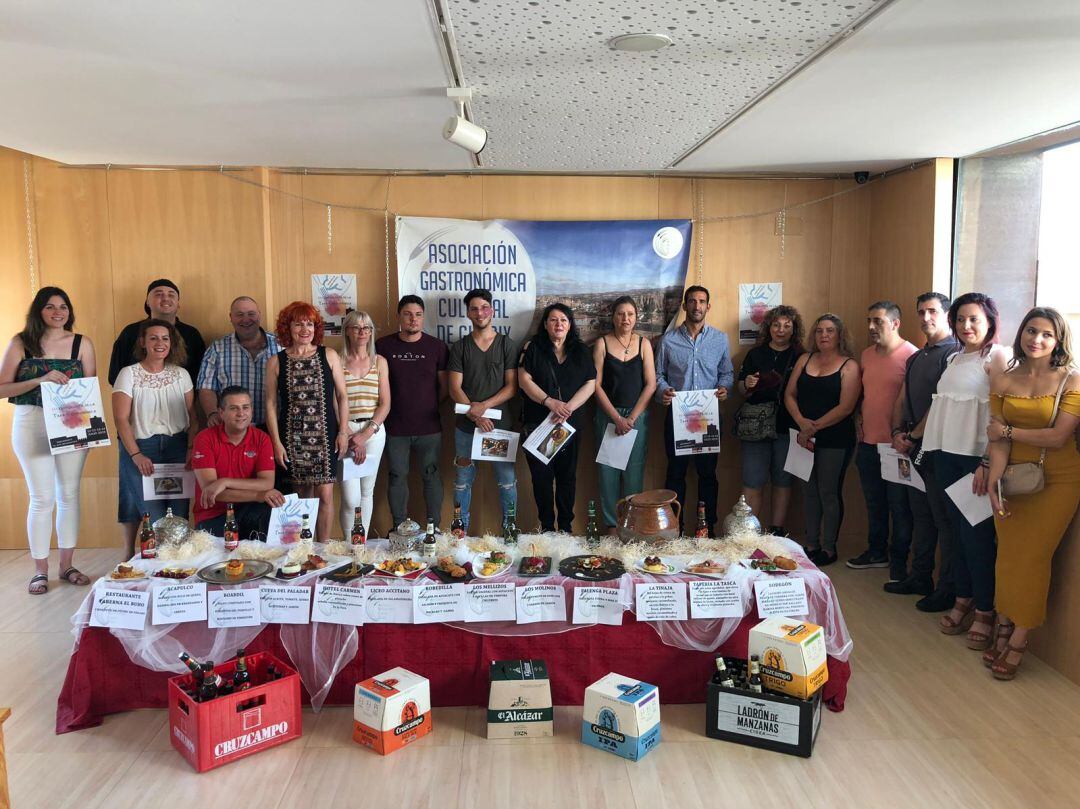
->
xmin=443 ymin=115 xmax=488 ymax=154
xmin=854 ymin=171 xmax=870 ymax=184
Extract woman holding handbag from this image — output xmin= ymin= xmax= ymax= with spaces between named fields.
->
xmin=736 ymin=305 xmax=804 ymax=535
xmin=984 ymin=307 xmax=1080 ymax=679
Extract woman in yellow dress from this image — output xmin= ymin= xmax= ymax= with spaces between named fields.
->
xmin=986 ymin=307 xmax=1080 ymax=679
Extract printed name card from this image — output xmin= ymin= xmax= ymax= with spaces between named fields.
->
xmin=207 ymin=587 xmax=261 ymax=629
xmin=635 ymin=582 xmax=688 ymax=621
xmin=311 ymin=581 xmax=366 ymax=626
xmin=363 ymin=583 xmax=414 ymax=623
xmin=754 ymin=577 xmax=810 ymax=618
xmin=464 ymin=581 xmax=516 ymax=623
xmin=90 ymin=587 xmax=150 ymax=630
xmin=516 ymin=583 xmax=567 ymax=625
xmin=413 ymin=582 xmax=466 ymax=624
xmin=689 ymin=579 xmax=744 ymax=619
xmin=572 ymin=586 xmax=624 ymax=626
xmin=151 ymin=581 xmax=207 ymax=625
xmin=259 ymin=585 xmax=312 ymax=624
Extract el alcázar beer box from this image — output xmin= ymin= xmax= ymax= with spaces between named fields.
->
xmin=487 ymin=659 xmax=553 ymax=738
xmin=352 ymin=667 xmax=432 ymax=754
xmin=747 ymin=616 xmax=828 ymax=700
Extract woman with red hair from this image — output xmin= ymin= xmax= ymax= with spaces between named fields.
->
xmin=265 ymin=302 xmax=350 ymax=540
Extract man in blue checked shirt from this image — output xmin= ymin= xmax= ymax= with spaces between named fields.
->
xmin=197 ymin=296 xmax=281 ymax=431
xmin=655 ymin=285 xmax=734 ymax=536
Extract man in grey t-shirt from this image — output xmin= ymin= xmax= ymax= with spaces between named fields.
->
xmin=447 ymin=289 xmax=519 ymax=532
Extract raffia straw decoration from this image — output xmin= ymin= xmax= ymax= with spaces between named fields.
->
xmin=157 ymin=530 xmax=215 ymax=561
xmin=235 ymin=541 xmax=287 ymax=562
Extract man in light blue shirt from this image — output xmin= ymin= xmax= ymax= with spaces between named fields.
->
xmin=655 ymin=285 xmax=733 ymax=536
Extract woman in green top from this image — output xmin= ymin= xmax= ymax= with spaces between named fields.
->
xmin=0 ymin=287 xmax=98 ymax=594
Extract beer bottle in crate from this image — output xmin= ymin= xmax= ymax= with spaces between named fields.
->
xmin=139 ymin=512 xmax=157 ymax=559
xmin=223 ymin=504 xmax=239 ymax=551
xmin=233 ymin=648 xmax=252 ymax=691
xmin=350 ymin=507 xmax=366 ymax=546
xmin=711 ymin=656 xmax=728 ymax=685
xmin=199 ymin=661 xmax=220 ymax=702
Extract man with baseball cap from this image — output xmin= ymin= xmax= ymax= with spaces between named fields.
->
xmin=107 ymin=279 xmax=206 ymax=386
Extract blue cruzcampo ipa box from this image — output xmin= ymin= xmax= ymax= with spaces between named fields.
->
xmin=581 ymin=673 xmax=661 ymax=761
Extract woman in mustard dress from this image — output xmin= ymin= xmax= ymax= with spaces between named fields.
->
xmin=986 ymin=307 xmax=1080 ymax=680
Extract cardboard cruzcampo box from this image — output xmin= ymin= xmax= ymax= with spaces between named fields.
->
xmin=581 ymin=673 xmax=661 ymax=761
xmin=168 ymin=651 xmax=302 ymax=773
xmin=353 ymin=667 xmax=432 ymax=755
xmin=487 ymin=659 xmax=553 ymax=739
xmin=706 ymin=673 xmax=822 ymax=758
xmin=748 ymin=616 xmax=828 ymax=700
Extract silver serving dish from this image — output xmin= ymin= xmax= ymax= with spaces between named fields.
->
xmin=153 ymin=507 xmax=191 ymax=546
xmin=197 ymin=559 xmax=274 ymax=585
xmin=388 ymin=518 xmax=424 ymax=554
xmin=721 ymin=495 xmax=762 ymax=537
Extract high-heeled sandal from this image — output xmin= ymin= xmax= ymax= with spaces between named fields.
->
xmin=982 ymin=619 xmax=1015 ymax=667
xmin=991 ymin=640 xmax=1029 ymax=681
xmin=966 ymin=609 xmax=997 ymax=651
xmin=939 ymin=599 xmax=975 ymax=635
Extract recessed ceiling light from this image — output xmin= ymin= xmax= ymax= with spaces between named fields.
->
xmin=607 ymin=33 xmax=673 ymax=52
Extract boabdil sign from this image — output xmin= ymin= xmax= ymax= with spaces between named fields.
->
xmin=396 ymin=217 xmax=693 ymax=344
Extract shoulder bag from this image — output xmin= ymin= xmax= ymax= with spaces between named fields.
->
xmin=1000 ymin=372 xmax=1072 ymax=497
xmin=733 ymin=350 xmax=795 ymax=442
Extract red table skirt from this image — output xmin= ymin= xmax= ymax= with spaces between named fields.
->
xmin=57 ymin=614 xmax=849 ymax=734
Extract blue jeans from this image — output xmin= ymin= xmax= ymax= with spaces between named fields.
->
xmin=118 ymin=431 xmax=189 ymax=524
xmin=453 ymin=427 xmax=517 ymax=531
xmin=855 ymin=442 xmax=914 ymax=578
xmin=740 ymin=434 xmax=794 ymax=490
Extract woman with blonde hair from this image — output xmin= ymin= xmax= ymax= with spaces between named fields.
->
xmin=338 ymin=309 xmax=390 ymax=538
xmin=984 ymin=307 xmax=1080 ymax=679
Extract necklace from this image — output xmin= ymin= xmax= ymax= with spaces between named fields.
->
xmin=613 ymin=332 xmax=634 ymax=358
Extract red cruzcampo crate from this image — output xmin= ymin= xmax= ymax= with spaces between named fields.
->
xmin=168 ymin=651 xmax=302 ymax=772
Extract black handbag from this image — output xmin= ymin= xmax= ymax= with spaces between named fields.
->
xmin=733 ymin=351 xmax=795 ymax=442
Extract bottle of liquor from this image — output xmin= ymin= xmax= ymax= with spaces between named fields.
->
xmin=223 ymin=504 xmax=239 ymax=551
xmin=179 ymin=651 xmax=202 ymax=674
xmin=199 ymin=661 xmax=220 ymax=702
xmin=422 ymin=521 xmax=437 ymax=558
xmin=748 ymin=654 xmax=763 ymax=693
xmin=585 ymin=500 xmax=600 ymax=547
xmin=503 ymin=504 xmax=519 ymax=546
xmin=139 ymin=512 xmax=157 ymax=559
xmin=299 ymin=514 xmax=313 ymax=541
xmin=265 ymin=663 xmax=278 ymax=683
xmin=710 ymin=656 xmax=728 ymax=685
xmin=350 ymin=507 xmax=366 ymax=546
xmin=749 ymin=672 xmax=763 ymax=694
xmin=694 ymin=501 xmax=709 ymax=539
xmin=450 ymin=503 xmax=466 ymax=540
xmin=233 ymin=648 xmax=252 ymax=691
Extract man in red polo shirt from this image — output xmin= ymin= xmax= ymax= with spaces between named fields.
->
xmin=191 ymin=386 xmax=284 ymax=539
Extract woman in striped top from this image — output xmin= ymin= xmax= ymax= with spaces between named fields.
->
xmin=340 ymin=310 xmax=391 ymax=537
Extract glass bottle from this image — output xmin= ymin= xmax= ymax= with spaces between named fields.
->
xmin=223 ymin=504 xmax=239 ymax=551
xmin=503 ymin=505 xmax=519 ymax=546
xmin=694 ymin=501 xmax=709 ymax=539
xmin=585 ymin=500 xmax=600 ymax=548
xmin=139 ymin=512 xmax=157 ymax=559
xmin=422 ymin=521 xmax=437 ymax=558
xmin=299 ymin=514 xmax=313 ymax=541
xmin=450 ymin=503 xmax=466 ymax=540
xmin=350 ymin=507 xmax=366 ymax=546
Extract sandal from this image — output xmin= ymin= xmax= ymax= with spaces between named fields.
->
xmin=939 ymin=598 xmax=975 ymax=635
xmin=991 ymin=640 xmax=1029 ymax=681
xmin=60 ymin=567 xmax=90 ymax=586
xmin=28 ymin=573 xmax=49 ymax=595
xmin=967 ymin=610 xmax=997 ymax=651
xmin=983 ymin=619 xmax=1016 ymax=667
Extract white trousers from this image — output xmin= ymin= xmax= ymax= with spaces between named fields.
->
xmin=338 ymin=421 xmax=386 ymax=538
xmin=11 ymin=405 xmax=88 ymax=559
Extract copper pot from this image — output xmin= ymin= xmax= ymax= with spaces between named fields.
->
xmin=616 ymin=489 xmax=682 ymax=545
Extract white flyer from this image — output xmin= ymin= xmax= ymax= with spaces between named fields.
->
xmin=782 ymin=428 xmax=815 ymax=482
xmin=89 ymin=586 xmax=149 ymax=630
xmin=363 ymin=583 xmax=414 ymax=623
xmin=259 ymin=585 xmax=312 ymax=624
xmin=207 ymin=587 xmax=262 ymax=629
xmin=672 ymin=390 xmax=721 ymax=456
xmin=635 ymin=582 xmax=688 ymax=621
xmin=523 ymin=414 xmax=576 ymax=465
xmin=341 ymin=452 xmax=381 ymax=481
xmin=151 ymin=581 xmax=207 ymax=625
xmin=464 ymin=581 xmax=517 ymax=622
xmin=689 ymin=579 xmax=744 ymax=619
xmin=141 ymin=463 xmax=196 ymax=501
xmin=516 ymin=583 xmax=567 ymax=625
xmin=572 ymin=586 xmax=624 ymax=626
xmin=945 ymin=473 xmax=994 ymax=526
xmin=40 ymin=377 xmax=111 ymax=455
xmin=455 ymin=402 xmax=503 ymax=420
xmin=266 ymin=497 xmax=320 ymax=545
xmin=413 ymin=582 xmax=466 ymax=624
xmin=470 ymin=428 xmax=520 ymax=463
xmin=754 ymin=577 xmax=809 ymax=619
xmin=311 ymin=273 xmax=357 ymax=335
xmin=311 ymin=581 xmax=365 ymax=626
xmin=878 ymin=444 xmax=925 ymax=492
xmin=596 ymin=423 xmax=638 ymax=471
xmin=739 ymin=282 xmax=782 ymax=345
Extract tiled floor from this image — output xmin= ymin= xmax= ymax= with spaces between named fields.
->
xmin=3 ymin=546 xmax=1079 ymax=808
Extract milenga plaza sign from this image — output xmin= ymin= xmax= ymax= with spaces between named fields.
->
xmin=396 ymin=216 xmax=692 ymax=345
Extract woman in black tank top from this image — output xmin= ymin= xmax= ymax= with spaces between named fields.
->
xmin=784 ymin=314 xmax=862 ymax=565
xmin=592 ymin=297 xmax=657 ymax=531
